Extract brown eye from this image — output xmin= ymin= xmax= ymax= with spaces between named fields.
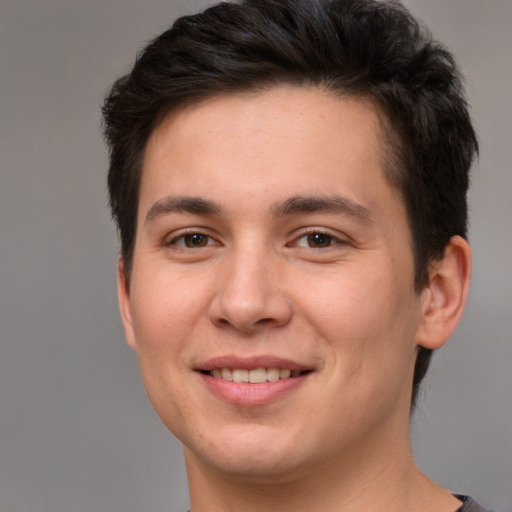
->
xmin=183 ymin=233 xmax=209 ymax=247
xmin=306 ymin=233 xmax=333 ymax=248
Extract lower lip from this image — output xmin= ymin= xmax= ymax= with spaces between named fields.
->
xmin=200 ymin=373 xmax=309 ymax=406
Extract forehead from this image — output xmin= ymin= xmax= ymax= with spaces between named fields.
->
xmin=140 ymin=86 xmax=397 ymax=219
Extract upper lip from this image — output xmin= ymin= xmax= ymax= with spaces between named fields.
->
xmin=197 ymin=355 xmax=311 ymax=372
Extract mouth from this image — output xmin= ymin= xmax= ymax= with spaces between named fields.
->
xmin=197 ymin=357 xmax=313 ymax=405
xmin=202 ymin=367 xmax=310 ymax=383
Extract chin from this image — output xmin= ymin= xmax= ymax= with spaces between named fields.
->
xmin=183 ymin=423 xmax=315 ymax=482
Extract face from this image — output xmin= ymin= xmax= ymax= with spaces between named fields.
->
xmin=119 ymin=87 xmax=428 ymax=483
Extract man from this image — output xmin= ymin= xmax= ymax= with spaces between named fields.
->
xmin=102 ymin=0 xmax=488 ymax=510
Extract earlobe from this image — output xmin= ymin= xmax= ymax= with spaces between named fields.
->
xmin=416 ymin=236 xmax=472 ymax=350
xmin=117 ymin=257 xmax=138 ymax=351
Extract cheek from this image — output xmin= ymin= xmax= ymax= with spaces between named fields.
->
xmin=301 ymin=269 xmax=385 ymax=330
xmin=306 ymin=269 xmax=420 ymax=421
xmin=129 ymin=267 xmax=207 ymax=357
xmin=128 ymin=270 xmax=206 ymax=432
xmin=299 ymin=264 xmax=419 ymax=363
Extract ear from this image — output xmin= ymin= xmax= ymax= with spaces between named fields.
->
xmin=416 ymin=236 xmax=472 ymax=350
xmin=117 ymin=257 xmax=138 ymax=351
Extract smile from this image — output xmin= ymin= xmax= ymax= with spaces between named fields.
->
xmin=198 ymin=358 xmax=313 ymax=405
xmin=209 ymin=367 xmax=306 ymax=383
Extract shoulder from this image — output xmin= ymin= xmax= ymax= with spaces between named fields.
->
xmin=454 ymin=494 xmax=496 ymax=512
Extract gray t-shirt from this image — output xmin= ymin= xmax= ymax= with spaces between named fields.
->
xmin=456 ymin=494 xmax=494 ymax=512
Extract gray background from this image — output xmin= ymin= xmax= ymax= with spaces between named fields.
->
xmin=0 ymin=1 xmax=510 ymax=511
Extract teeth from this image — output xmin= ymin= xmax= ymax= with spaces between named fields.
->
xmin=232 ymin=369 xmax=249 ymax=383
xmin=210 ymin=367 xmax=304 ymax=383
xmin=280 ymin=368 xmax=291 ymax=379
xmin=248 ymin=368 xmax=267 ymax=383
xmin=221 ymin=368 xmax=233 ymax=381
xmin=267 ymin=367 xmax=280 ymax=382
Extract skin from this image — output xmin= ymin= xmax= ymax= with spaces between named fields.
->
xmin=118 ymin=86 xmax=471 ymax=512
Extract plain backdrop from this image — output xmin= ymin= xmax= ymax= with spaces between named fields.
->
xmin=0 ymin=1 xmax=510 ymax=511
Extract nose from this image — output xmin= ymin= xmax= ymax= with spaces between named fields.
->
xmin=208 ymin=247 xmax=293 ymax=334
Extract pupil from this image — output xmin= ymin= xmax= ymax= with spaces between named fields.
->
xmin=185 ymin=234 xmax=206 ymax=247
xmin=308 ymin=233 xmax=330 ymax=248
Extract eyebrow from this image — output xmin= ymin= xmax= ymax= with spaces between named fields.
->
xmin=144 ymin=194 xmax=374 ymax=225
xmin=145 ymin=196 xmax=222 ymax=223
xmin=271 ymin=195 xmax=374 ymax=224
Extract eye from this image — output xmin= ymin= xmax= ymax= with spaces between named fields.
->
xmin=169 ymin=232 xmax=216 ymax=248
xmin=294 ymin=231 xmax=337 ymax=248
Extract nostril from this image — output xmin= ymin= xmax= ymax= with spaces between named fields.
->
xmin=255 ymin=317 xmax=274 ymax=325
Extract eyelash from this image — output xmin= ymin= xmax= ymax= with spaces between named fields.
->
xmin=291 ymin=229 xmax=345 ymax=249
xmin=166 ymin=229 xmax=345 ymax=250
xmin=166 ymin=231 xmax=219 ymax=249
